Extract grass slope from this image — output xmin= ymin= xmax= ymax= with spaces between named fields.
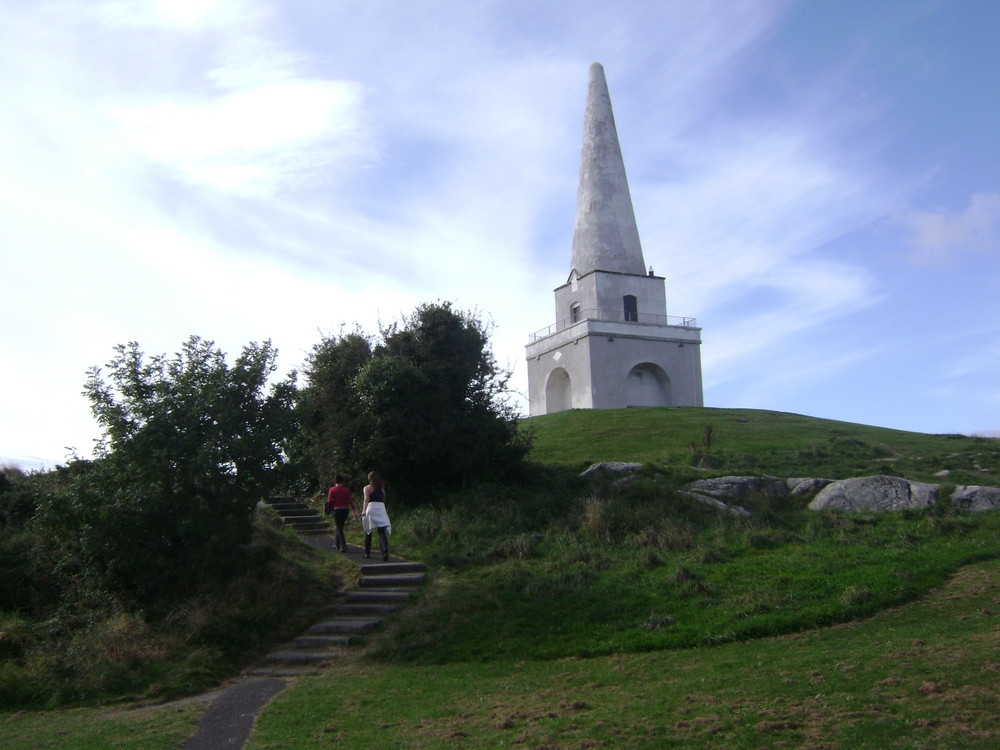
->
xmin=526 ymin=406 xmax=999 ymax=484
xmin=247 ymin=559 xmax=999 ymax=749
xmin=4 ymin=407 xmax=999 ymax=748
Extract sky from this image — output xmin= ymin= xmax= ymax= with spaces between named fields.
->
xmin=2 ymin=0 xmax=999 ymax=469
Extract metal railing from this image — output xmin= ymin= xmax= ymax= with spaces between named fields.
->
xmin=528 ymin=309 xmax=698 ymax=342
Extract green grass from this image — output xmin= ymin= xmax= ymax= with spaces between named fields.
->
xmin=4 ymin=406 xmax=999 ymax=748
xmin=526 ymin=407 xmax=1000 ymax=484
xmin=247 ymin=558 xmax=1000 ymax=749
xmin=0 ymin=699 xmax=207 ymax=750
xmin=4 ymin=558 xmax=996 ymax=749
xmin=371 ymin=488 xmax=1000 ymax=664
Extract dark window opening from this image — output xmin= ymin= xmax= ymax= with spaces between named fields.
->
xmin=623 ymin=295 xmax=638 ymax=322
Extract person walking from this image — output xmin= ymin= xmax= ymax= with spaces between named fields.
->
xmin=325 ymin=475 xmax=357 ymax=552
xmin=361 ymin=471 xmax=391 ymax=561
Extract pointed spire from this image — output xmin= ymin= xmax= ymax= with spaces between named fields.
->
xmin=570 ymin=62 xmax=646 ymax=277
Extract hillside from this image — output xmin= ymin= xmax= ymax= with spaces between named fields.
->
xmin=4 ymin=406 xmax=1000 ymax=748
xmin=524 ymin=406 xmax=1000 ymax=486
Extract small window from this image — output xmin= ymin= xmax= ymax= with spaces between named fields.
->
xmin=570 ymin=303 xmax=581 ymax=323
xmin=623 ymin=295 xmax=638 ymax=322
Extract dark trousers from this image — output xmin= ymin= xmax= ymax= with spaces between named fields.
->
xmin=333 ymin=508 xmax=350 ymax=550
xmin=365 ymin=527 xmax=389 ymax=558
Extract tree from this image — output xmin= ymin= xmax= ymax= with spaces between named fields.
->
xmin=296 ymin=328 xmax=372 ymax=486
xmin=301 ymin=303 xmax=531 ymax=497
xmin=73 ymin=336 xmax=297 ymax=605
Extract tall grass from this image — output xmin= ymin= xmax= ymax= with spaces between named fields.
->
xmin=371 ymin=464 xmax=1000 ymax=663
xmin=0 ymin=515 xmax=345 ymax=709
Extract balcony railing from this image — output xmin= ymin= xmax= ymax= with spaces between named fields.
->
xmin=528 ymin=309 xmax=698 ymax=343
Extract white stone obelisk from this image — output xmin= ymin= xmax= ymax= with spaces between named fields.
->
xmin=525 ymin=63 xmax=704 ymax=415
xmin=571 ymin=62 xmax=646 ymax=277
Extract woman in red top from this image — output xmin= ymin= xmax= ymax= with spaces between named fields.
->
xmin=325 ymin=474 xmax=357 ymax=552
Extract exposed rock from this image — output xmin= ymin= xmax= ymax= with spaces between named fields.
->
xmin=786 ymin=477 xmax=835 ymax=496
xmin=950 ymin=485 xmax=1000 ymax=512
xmin=807 ymin=475 xmax=940 ymax=512
xmin=677 ymin=490 xmax=752 ymax=517
xmin=683 ymin=475 xmax=788 ymax=500
xmin=579 ymin=461 xmax=643 ymax=478
xmin=583 ymin=465 xmax=1000 ymax=516
xmin=934 ymin=469 xmax=951 ymax=478
xmin=677 ymin=476 xmax=786 ymax=518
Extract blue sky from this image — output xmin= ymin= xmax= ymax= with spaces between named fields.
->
xmin=2 ymin=0 xmax=998 ymax=469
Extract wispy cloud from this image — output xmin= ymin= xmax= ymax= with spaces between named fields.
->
xmin=111 ymin=81 xmax=366 ymax=196
xmin=892 ymin=192 xmax=1000 ymax=264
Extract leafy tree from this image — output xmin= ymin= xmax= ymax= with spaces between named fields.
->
xmin=71 ymin=336 xmax=297 ymax=605
xmin=301 ymin=303 xmax=531 ymax=497
xmin=296 ymin=328 xmax=372 ymax=487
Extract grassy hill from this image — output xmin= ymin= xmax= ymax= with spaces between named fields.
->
xmin=3 ymin=407 xmax=999 ymax=748
xmin=526 ymin=406 xmax=1000 ymax=484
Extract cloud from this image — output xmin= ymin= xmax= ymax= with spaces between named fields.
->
xmin=95 ymin=0 xmax=256 ymax=30
xmin=9 ymin=0 xmax=986 ymax=458
xmin=893 ymin=192 xmax=1000 ymax=264
xmin=111 ymin=80 xmax=366 ymax=196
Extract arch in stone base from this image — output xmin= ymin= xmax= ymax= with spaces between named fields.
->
xmin=625 ymin=363 xmax=671 ymax=407
xmin=545 ymin=367 xmax=572 ymax=413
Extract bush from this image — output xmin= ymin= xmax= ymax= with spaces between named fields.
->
xmin=72 ymin=336 xmax=297 ymax=606
xmin=299 ymin=303 xmax=532 ymax=498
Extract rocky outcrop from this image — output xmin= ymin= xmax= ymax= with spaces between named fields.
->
xmin=684 ymin=475 xmax=789 ymax=500
xmin=579 ymin=461 xmax=644 ymax=478
xmin=950 ymin=484 xmax=1000 ymax=512
xmin=579 ymin=463 xmax=1000 ymax=516
xmin=807 ymin=475 xmax=939 ymax=512
xmin=787 ymin=477 xmax=835 ymax=495
xmin=678 ymin=476 xmax=786 ymax=517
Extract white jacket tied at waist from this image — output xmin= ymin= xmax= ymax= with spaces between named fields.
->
xmin=362 ymin=502 xmax=391 ymax=535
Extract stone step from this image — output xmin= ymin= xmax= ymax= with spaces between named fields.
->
xmin=281 ymin=519 xmax=329 ymax=530
xmin=274 ymin=507 xmax=320 ymax=517
xmin=336 ymin=603 xmax=401 ymax=617
xmin=265 ymin=649 xmax=339 ymax=665
xmin=360 ymin=562 xmax=426 ymax=576
xmin=295 ymin=634 xmax=354 ymax=649
xmin=250 ymin=665 xmax=315 ymax=677
xmin=309 ymin=617 xmax=381 ymax=636
xmin=346 ymin=589 xmax=415 ymax=604
xmin=360 ymin=573 xmax=424 ymax=588
xmin=280 ymin=514 xmax=326 ymax=524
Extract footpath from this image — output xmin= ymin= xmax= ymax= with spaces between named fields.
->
xmin=182 ymin=498 xmax=425 ymax=750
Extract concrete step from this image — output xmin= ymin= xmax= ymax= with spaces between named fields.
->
xmin=359 ymin=573 xmax=424 ymax=588
xmin=346 ymin=589 xmax=415 ymax=604
xmin=309 ymin=618 xmax=381 ymax=636
xmin=250 ymin=665 xmax=315 ymax=677
xmin=280 ymin=519 xmax=329 ymax=529
xmin=360 ymin=562 xmax=426 ymax=576
xmin=265 ymin=649 xmax=339 ymax=665
xmin=336 ymin=603 xmax=401 ymax=617
xmin=274 ymin=507 xmax=320 ymax=517
xmin=295 ymin=634 xmax=354 ymax=649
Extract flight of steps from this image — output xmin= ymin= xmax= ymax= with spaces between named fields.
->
xmin=254 ymin=560 xmax=425 ymax=676
xmin=264 ymin=496 xmax=331 ymax=535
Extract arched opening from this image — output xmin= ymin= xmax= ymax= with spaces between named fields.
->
xmin=625 ymin=363 xmax=670 ymax=407
xmin=623 ymin=295 xmax=638 ymax=322
xmin=545 ymin=367 xmax=572 ymax=413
